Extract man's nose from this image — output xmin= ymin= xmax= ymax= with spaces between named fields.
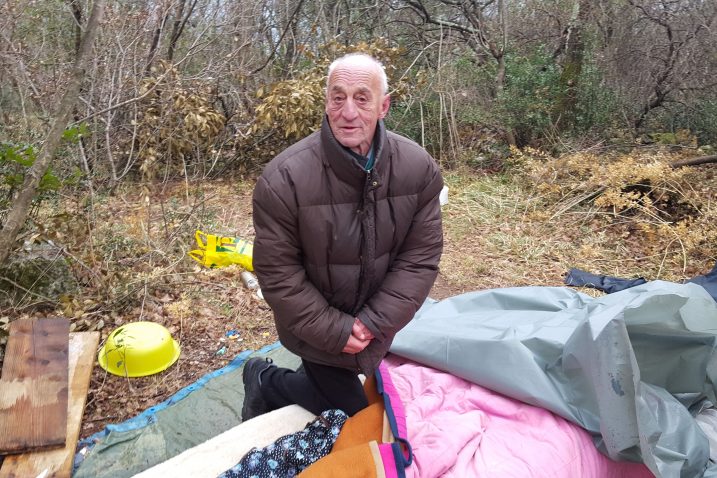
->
xmin=341 ymin=99 xmax=359 ymax=120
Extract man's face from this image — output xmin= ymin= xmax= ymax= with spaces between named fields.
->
xmin=325 ymin=62 xmax=390 ymax=156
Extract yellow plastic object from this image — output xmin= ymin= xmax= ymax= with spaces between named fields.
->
xmin=98 ymin=322 xmax=180 ymax=378
xmin=188 ymin=230 xmax=254 ymax=270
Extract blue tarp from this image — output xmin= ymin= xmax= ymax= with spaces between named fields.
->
xmin=73 ymin=344 xmax=301 ymax=478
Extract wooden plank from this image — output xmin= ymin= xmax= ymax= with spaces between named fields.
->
xmin=0 ymin=318 xmax=70 ymax=454
xmin=0 ymin=332 xmax=100 ymax=478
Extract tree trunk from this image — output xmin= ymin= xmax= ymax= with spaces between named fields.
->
xmin=634 ymin=89 xmax=668 ymax=130
xmin=495 ymin=0 xmax=508 ymax=96
xmin=167 ymin=0 xmax=198 ymax=63
xmin=281 ymin=6 xmax=299 ymax=76
xmin=554 ymin=0 xmax=591 ymax=131
xmin=145 ymin=2 xmax=169 ymax=73
xmin=0 ymin=0 xmax=105 ymax=267
xmin=68 ymin=0 xmax=83 ymax=55
xmin=496 ymin=0 xmax=515 ymax=146
xmin=494 ymin=54 xmax=506 ymax=97
xmin=167 ymin=0 xmax=187 ymax=63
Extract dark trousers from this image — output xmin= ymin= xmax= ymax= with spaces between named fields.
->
xmin=260 ymin=359 xmax=368 ymax=416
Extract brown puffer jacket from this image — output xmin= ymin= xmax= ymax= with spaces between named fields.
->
xmin=252 ymin=117 xmax=443 ymax=374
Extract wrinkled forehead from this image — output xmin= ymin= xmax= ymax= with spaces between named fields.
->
xmin=327 ymin=63 xmax=384 ymax=94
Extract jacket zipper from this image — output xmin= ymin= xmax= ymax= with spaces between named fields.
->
xmin=353 ymin=170 xmax=373 ymax=313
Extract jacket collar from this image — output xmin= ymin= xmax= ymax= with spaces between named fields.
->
xmin=320 ymin=116 xmax=389 ymax=187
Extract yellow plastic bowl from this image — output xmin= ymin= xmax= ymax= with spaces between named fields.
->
xmin=98 ymin=322 xmax=180 ymax=377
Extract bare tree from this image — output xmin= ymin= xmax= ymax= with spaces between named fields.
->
xmin=554 ymin=0 xmax=592 ymax=131
xmin=620 ymin=0 xmax=717 ymax=130
xmin=67 ymin=0 xmax=83 ymax=55
xmin=399 ymin=0 xmax=509 ymax=98
xmin=145 ymin=1 xmax=172 ymax=73
xmin=167 ymin=0 xmax=199 ymax=62
xmin=0 ymin=0 xmax=105 ymax=266
xmin=2 ymin=0 xmax=716 ymax=203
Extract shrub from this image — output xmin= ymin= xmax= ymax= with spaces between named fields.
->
xmin=236 ymin=39 xmax=409 ymax=166
xmin=494 ymin=49 xmax=562 ymax=146
xmin=513 ymin=146 xmax=717 ymax=261
xmin=573 ymin=61 xmax=624 ymax=136
xmin=645 ymin=95 xmax=717 ymax=146
xmin=135 ymin=61 xmax=225 ymax=180
xmin=0 ymin=141 xmax=64 ymax=220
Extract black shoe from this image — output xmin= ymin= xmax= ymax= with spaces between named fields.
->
xmin=241 ymin=357 xmax=274 ymax=422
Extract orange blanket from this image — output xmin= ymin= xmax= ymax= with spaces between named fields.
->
xmin=300 ymin=363 xmax=411 ymax=478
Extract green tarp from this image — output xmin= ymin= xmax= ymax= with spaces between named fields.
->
xmin=74 ymin=346 xmax=301 ymax=478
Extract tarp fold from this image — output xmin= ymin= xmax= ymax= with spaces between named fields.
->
xmin=390 ymin=281 xmax=717 ymax=477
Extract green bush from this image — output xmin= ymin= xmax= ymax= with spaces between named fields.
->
xmin=648 ymin=95 xmax=717 ymax=146
xmin=0 ymin=142 xmax=61 ymax=211
xmin=0 ymin=125 xmax=88 ymax=216
xmin=573 ymin=61 xmax=624 ymax=135
xmin=494 ymin=49 xmax=562 ymax=146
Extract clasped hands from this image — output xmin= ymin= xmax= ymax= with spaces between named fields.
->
xmin=342 ymin=318 xmax=374 ymax=354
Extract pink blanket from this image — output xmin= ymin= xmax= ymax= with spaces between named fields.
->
xmin=384 ymin=356 xmax=654 ymax=478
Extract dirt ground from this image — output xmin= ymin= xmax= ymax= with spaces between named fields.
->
xmin=80 ymin=288 xmax=272 ymax=437
xmin=79 ymin=248 xmax=569 ymax=440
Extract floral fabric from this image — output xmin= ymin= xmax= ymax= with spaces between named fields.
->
xmin=217 ymin=409 xmax=347 ymax=478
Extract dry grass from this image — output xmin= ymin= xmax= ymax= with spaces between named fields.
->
xmin=440 ymin=148 xmax=716 ymax=296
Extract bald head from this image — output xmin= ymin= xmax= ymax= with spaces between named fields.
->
xmin=327 ymin=53 xmax=388 ymax=94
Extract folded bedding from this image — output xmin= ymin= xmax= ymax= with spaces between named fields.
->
xmin=383 ymin=355 xmax=653 ymax=477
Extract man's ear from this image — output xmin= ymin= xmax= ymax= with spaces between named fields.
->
xmin=379 ymin=95 xmax=390 ymax=119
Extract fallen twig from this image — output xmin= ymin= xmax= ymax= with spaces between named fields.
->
xmin=670 ymin=154 xmax=717 ymax=168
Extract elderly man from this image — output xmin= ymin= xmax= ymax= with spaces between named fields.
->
xmin=242 ymin=53 xmax=443 ymax=421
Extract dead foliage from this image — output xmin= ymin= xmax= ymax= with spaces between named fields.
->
xmin=135 ymin=61 xmax=225 ymax=180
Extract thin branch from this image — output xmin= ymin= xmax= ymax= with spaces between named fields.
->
xmin=251 ymin=0 xmax=306 ymax=75
xmin=0 ymin=0 xmax=106 ymax=266
xmin=0 ymin=276 xmax=54 ymax=303
xmin=168 ymin=0 xmax=199 ymax=62
xmin=670 ymin=155 xmax=717 ymax=169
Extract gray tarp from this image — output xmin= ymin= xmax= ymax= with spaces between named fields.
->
xmin=390 ymin=280 xmax=717 ymax=478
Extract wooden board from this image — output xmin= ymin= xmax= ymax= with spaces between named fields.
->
xmin=0 ymin=318 xmax=70 ymax=454
xmin=0 ymin=332 xmax=100 ymax=478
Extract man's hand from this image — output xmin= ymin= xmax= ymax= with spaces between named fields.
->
xmin=341 ymin=318 xmax=375 ymax=354
xmin=351 ymin=318 xmax=374 ymax=341
xmin=342 ymin=334 xmax=370 ymax=354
